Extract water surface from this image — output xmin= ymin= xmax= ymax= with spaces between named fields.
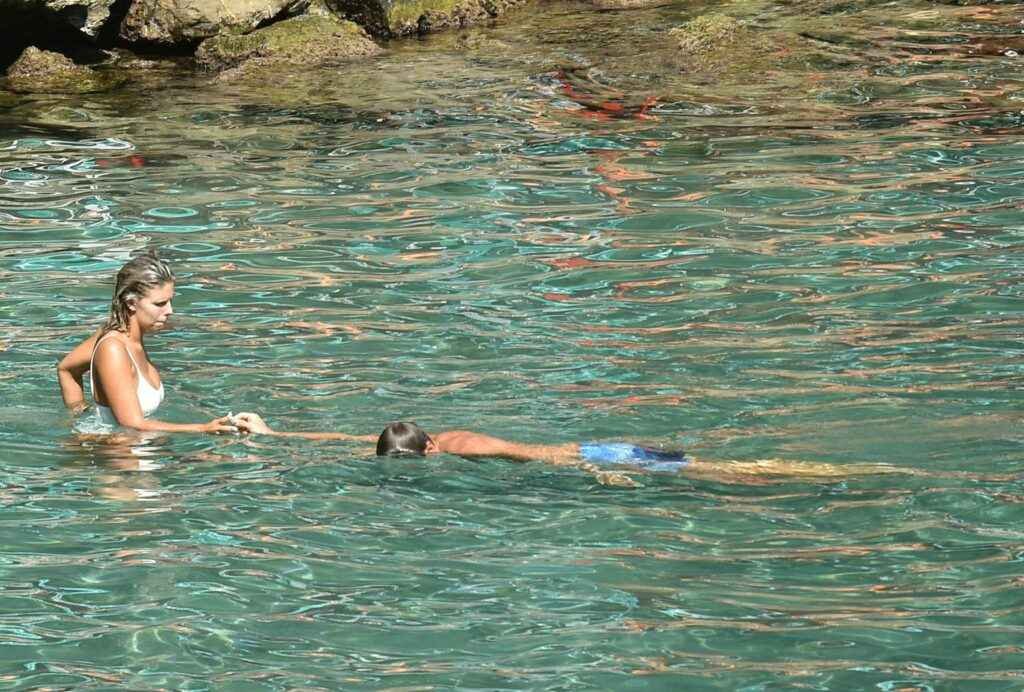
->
xmin=1 ymin=0 xmax=1022 ymax=688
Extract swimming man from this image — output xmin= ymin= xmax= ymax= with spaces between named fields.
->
xmin=230 ymin=414 xmax=890 ymax=485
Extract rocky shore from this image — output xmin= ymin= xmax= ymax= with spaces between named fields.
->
xmin=3 ymin=0 xmax=1021 ymax=96
xmin=0 ymin=0 xmax=805 ymax=94
xmin=0 ymin=0 xmax=546 ymax=91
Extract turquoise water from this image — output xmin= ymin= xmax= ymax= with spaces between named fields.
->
xmin=1 ymin=1 xmax=1023 ymax=687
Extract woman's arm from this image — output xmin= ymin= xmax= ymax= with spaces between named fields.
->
xmin=92 ymin=339 xmax=234 ymax=434
xmin=57 ymin=330 xmax=100 ymax=412
xmin=231 ymin=413 xmax=376 ymax=442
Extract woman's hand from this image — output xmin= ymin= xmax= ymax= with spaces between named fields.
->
xmin=201 ymin=416 xmax=238 ymax=434
xmin=232 ymin=412 xmax=273 ymax=435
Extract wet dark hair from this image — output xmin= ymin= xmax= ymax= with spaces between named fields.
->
xmin=376 ymin=421 xmax=431 ymax=456
xmin=102 ymin=250 xmax=174 ymax=336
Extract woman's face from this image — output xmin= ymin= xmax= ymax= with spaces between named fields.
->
xmin=133 ymin=281 xmax=175 ymax=333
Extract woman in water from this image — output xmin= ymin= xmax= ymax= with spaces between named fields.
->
xmin=57 ymin=252 xmax=236 ymax=434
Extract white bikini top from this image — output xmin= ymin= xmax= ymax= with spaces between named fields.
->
xmin=89 ymin=333 xmax=165 ymax=426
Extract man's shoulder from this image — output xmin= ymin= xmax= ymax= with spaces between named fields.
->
xmin=435 ymin=430 xmax=499 ymax=455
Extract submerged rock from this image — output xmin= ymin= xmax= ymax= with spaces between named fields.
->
xmin=195 ymin=12 xmax=381 ymax=73
xmin=670 ymin=13 xmax=754 ymax=59
xmin=588 ymin=0 xmax=673 ymax=10
xmin=667 ymin=13 xmax=806 ymax=81
xmin=325 ymin=0 xmax=528 ymax=39
xmin=120 ymin=0 xmax=305 ymax=46
xmin=452 ymin=30 xmax=512 ymax=53
xmin=3 ymin=45 xmax=126 ymax=93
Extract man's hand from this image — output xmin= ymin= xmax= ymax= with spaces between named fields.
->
xmin=232 ymin=412 xmax=273 ymax=435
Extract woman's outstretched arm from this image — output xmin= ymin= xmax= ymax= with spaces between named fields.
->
xmin=92 ymin=338 xmax=235 ymax=434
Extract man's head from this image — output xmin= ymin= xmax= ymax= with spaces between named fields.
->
xmin=376 ymin=421 xmax=437 ymax=456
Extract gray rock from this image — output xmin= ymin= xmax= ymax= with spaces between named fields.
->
xmin=4 ymin=45 xmax=126 ymax=92
xmin=120 ymin=0 xmax=305 ymax=46
xmin=45 ymin=0 xmax=117 ymax=37
xmin=324 ymin=0 xmax=528 ymax=39
xmin=589 ymin=0 xmax=673 ymax=9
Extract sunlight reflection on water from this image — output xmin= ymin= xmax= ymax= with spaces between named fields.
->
xmin=1 ymin=0 xmax=1023 ymax=687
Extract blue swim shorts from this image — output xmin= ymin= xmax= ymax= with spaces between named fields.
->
xmin=579 ymin=442 xmax=690 ymax=472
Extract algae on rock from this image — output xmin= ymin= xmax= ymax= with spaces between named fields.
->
xmin=670 ymin=14 xmax=764 ymax=67
xmin=4 ymin=45 xmax=126 ymax=93
xmin=588 ymin=0 xmax=673 ymax=10
xmin=326 ymin=0 xmax=528 ymax=39
xmin=667 ymin=13 xmax=839 ymax=83
xmin=195 ymin=12 xmax=381 ymax=73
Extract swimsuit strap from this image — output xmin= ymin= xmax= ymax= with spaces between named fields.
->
xmin=121 ymin=341 xmax=159 ymax=393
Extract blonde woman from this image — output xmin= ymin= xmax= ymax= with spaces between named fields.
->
xmin=57 ymin=252 xmax=235 ymax=434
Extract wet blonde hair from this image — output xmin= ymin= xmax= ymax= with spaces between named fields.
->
xmin=101 ymin=251 xmax=174 ymax=336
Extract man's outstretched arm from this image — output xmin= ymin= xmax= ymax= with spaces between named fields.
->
xmin=232 ymin=413 xmax=376 ymax=442
xmin=434 ymin=430 xmax=579 ymax=464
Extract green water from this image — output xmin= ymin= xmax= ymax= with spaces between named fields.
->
xmin=1 ymin=1 xmax=1023 ymax=688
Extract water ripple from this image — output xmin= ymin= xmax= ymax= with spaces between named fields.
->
xmin=1 ymin=1 xmax=1023 ymax=687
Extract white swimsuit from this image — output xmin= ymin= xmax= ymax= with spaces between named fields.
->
xmin=89 ymin=333 xmax=165 ymax=426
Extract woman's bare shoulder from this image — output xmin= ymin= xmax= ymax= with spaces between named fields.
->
xmin=93 ymin=333 xmax=132 ymax=363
